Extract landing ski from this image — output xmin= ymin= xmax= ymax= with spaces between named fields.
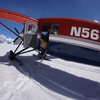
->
xmin=33 ymin=54 xmax=51 ymax=61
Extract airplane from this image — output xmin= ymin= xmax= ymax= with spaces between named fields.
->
xmin=0 ymin=9 xmax=100 ymax=63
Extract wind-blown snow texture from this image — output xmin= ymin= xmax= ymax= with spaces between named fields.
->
xmin=0 ymin=35 xmax=100 ymax=100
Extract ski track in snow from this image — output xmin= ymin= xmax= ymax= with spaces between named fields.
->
xmin=0 ymin=43 xmax=100 ymax=100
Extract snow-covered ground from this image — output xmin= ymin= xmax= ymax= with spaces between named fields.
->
xmin=0 ymin=35 xmax=100 ymax=100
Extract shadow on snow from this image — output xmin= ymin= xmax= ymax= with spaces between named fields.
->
xmin=0 ymin=53 xmax=100 ymax=100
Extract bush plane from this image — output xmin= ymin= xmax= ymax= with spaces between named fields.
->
xmin=0 ymin=9 xmax=100 ymax=63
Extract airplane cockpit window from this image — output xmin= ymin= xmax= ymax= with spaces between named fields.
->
xmin=28 ymin=26 xmax=36 ymax=34
xmin=24 ymin=21 xmax=38 ymax=35
xmin=51 ymin=24 xmax=59 ymax=35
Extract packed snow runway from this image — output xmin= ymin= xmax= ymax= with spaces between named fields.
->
xmin=0 ymin=42 xmax=100 ymax=100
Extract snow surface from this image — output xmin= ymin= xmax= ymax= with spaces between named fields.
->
xmin=0 ymin=35 xmax=100 ymax=100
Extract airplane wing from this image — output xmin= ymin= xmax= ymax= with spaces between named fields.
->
xmin=0 ymin=9 xmax=38 ymax=24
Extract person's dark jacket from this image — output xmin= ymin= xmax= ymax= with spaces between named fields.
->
xmin=41 ymin=32 xmax=49 ymax=42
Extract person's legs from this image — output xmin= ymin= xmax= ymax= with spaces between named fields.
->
xmin=38 ymin=48 xmax=47 ymax=59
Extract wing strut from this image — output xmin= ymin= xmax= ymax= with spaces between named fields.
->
xmin=0 ymin=22 xmax=23 ymax=40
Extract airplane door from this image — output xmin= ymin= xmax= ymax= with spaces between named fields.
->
xmin=23 ymin=21 xmax=38 ymax=48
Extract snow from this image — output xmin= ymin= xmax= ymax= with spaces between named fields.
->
xmin=0 ymin=34 xmax=13 ymax=44
xmin=0 ymin=35 xmax=100 ymax=100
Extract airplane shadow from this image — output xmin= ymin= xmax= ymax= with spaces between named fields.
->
xmin=0 ymin=53 xmax=100 ymax=100
xmin=48 ymin=42 xmax=100 ymax=67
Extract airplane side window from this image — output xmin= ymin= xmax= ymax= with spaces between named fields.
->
xmin=51 ymin=24 xmax=59 ymax=35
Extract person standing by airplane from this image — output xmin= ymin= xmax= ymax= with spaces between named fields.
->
xmin=38 ymin=24 xmax=51 ymax=59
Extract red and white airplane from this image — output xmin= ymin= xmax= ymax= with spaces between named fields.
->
xmin=0 ymin=9 xmax=100 ymax=62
